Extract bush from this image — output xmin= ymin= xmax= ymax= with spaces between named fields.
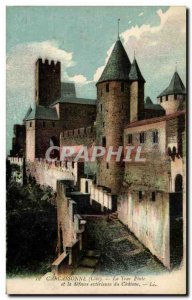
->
xmin=6 ymin=180 xmax=57 ymax=276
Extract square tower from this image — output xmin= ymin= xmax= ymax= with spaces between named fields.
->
xmin=35 ymin=58 xmax=61 ymax=107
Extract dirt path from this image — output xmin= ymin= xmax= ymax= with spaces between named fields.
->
xmin=84 ymin=217 xmax=167 ymax=276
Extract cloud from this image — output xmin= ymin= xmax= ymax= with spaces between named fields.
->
xmin=138 ymin=12 xmax=144 ymax=16
xmin=6 ymin=40 xmax=91 ymax=152
xmin=6 ymin=40 xmax=90 ymax=92
xmin=93 ymin=7 xmax=186 ymax=100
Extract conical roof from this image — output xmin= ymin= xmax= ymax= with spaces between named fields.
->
xmin=145 ymin=96 xmax=153 ymax=104
xmin=129 ymin=58 xmax=145 ymax=83
xmin=97 ymin=39 xmax=131 ymax=84
xmin=158 ymin=71 xmax=186 ymax=97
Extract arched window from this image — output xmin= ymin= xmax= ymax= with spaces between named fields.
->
xmin=175 ymin=174 xmax=183 ymax=192
xmin=173 ymin=146 xmax=177 ymax=155
xmin=168 ymin=147 xmax=172 ymax=156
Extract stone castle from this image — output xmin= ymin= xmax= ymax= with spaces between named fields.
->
xmin=9 ymin=37 xmax=186 ymax=272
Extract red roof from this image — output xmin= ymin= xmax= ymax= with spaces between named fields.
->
xmin=126 ymin=110 xmax=186 ymax=128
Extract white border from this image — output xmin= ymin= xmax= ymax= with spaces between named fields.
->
xmin=1 ymin=1 xmax=191 ymax=299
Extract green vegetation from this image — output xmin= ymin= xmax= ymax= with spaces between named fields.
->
xmin=6 ymin=174 xmax=57 ymax=277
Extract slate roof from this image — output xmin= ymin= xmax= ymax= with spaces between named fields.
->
xmin=144 ymin=97 xmax=164 ymax=111
xmin=158 ymin=71 xmax=186 ymax=97
xmin=129 ymin=58 xmax=145 ymax=83
xmin=97 ymin=39 xmax=131 ymax=84
xmin=25 ymin=105 xmax=59 ymax=121
xmin=51 ymin=97 xmax=96 ymax=106
xmin=61 ymin=82 xmax=76 ymax=98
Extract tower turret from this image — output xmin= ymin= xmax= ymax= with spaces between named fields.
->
xmin=35 ymin=58 xmax=61 ymax=107
xmin=96 ymin=39 xmax=131 ymax=194
xmin=157 ymin=71 xmax=186 ymax=115
xmin=129 ymin=57 xmax=145 ymax=122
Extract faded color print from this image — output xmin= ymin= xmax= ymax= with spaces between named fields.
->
xmin=6 ymin=6 xmax=187 ymax=295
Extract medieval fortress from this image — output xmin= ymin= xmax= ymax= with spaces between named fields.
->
xmin=9 ymin=37 xmax=186 ymax=272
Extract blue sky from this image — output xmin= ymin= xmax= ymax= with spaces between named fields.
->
xmin=6 ymin=6 xmax=186 ymax=152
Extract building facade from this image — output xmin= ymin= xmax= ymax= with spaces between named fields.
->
xmin=9 ymin=37 xmax=186 ymax=270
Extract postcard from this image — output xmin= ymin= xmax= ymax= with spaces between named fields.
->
xmin=6 ymin=6 xmax=187 ymax=295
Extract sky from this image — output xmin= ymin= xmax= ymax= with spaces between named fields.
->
xmin=6 ymin=6 xmax=186 ymax=152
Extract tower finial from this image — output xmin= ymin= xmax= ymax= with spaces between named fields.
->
xmin=175 ymin=61 xmax=178 ymax=72
xmin=118 ymin=19 xmax=120 ymax=40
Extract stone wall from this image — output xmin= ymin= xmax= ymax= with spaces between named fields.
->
xmin=35 ymin=58 xmax=61 ymax=107
xmin=80 ymin=178 xmax=114 ymax=211
xmin=26 ymin=159 xmax=78 ymax=190
xmin=96 ymin=81 xmax=130 ymax=194
xmin=157 ymin=94 xmax=185 ymax=115
xmin=53 ymin=102 xmax=96 ymax=130
xmin=52 ymin=180 xmax=86 ymax=274
xmin=124 ymin=120 xmax=170 ymax=193
xmin=130 ymin=81 xmax=144 ymax=122
xmin=60 ymin=125 xmax=96 ymax=147
xmin=8 ymin=157 xmax=24 ymax=184
xmin=118 ymin=191 xmax=170 ymax=268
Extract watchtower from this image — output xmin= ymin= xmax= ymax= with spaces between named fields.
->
xmin=96 ymin=38 xmax=131 ymax=194
xmin=35 ymin=58 xmax=61 ymax=107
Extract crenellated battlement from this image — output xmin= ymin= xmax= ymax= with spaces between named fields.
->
xmin=61 ymin=126 xmax=96 ymax=138
xmin=25 ymin=159 xmax=79 ymax=190
xmin=36 ymin=58 xmax=61 ymax=69
xmin=34 ymin=158 xmax=77 ymax=171
xmin=8 ymin=157 xmax=24 ymax=165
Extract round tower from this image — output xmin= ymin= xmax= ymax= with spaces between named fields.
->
xmin=157 ymin=71 xmax=186 ymax=115
xmin=129 ymin=57 xmax=145 ymax=122
xmin=96 ymin=39 xmax=131 ymax=194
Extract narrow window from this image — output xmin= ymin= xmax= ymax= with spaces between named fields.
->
xmin=102 ymin=136 xmax=106 ymax=147
xmin=30 ymin=122 xmax=32 ymax=127
xmin=139 ymin=191 xmax=142 ymax=200
xmin=152 ymin=192 xmax=156 ymax=202
xmin=160 ymin=96 xmax=162 ymax=103
xmin=152 ymin=131 xmax=158 ymax=144
xmin=103 ymin=122 xmax=105 ymax=127
xmin=78 ymin=129 xmax=80 ymax=134
xmin=174 ymin=94 xmax=177 ymax=100
xmin=128 ymin=134 xmax=132 ymax=144
xmin=52 ymin=122 xmax=55 ymax=127
xmin=166 ymin=95 xmax=168 ymax=101
xmin=106 ymin=163 xmax=109 ymax=169
xmin=72 ymin=161 xmax=74 ymax=169
xmin=43 ymin=121 xmax=45 ymax=128
xmin=121 ymin=82 xmax=124 ymax=92
xmin=139 ymin=132 xmax=145 ymax=144
xmin=106 ymin=83 xmax=109 ymax=93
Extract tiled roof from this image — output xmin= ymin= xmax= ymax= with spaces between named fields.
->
xmin=144 ymin=97 xmax=164 ymax=111
xmin=51 ymin=97 xmax=96 ymax=106
xmin=126 ymin=110 xmax=186 ymax=128
xmin=97 ymin=39 xmax=131 ymax=84
xmin=61 ymin=82 xmax=76 ymax=98
xmin=158 ymin=71 xmax=186 ymax=97
xmin=24 ymin=105 xmax=59 ymax=121
xmin=129 ymin=58 xmax=145 ymax=83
